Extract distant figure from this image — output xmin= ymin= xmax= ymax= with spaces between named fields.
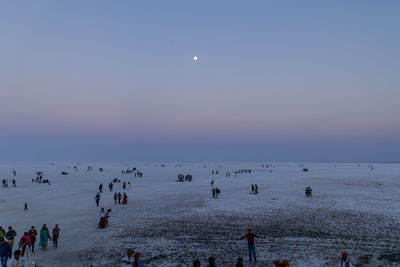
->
xmin=305 ymin=186 xmax=312 ymax=197
xmin=24 ymin=203 xmax=28 ymax=211
xmin=255 ymin=184 xmax=258 ymax=194
xmin=122 ymin=193 xmax=128 ymax=204
xmin=118 ymin=192 xmax=122 ymax=204
xmin=95 ymin=193 xmax=101 ymax=207
xmin=99 ymin=183 xmax=103 ymax=193
xmin=114 ymin=192 xmax=117 ymax=204
xmin=123 ymin=182 xmax=126 ymax=190
xmin=340 ymin=252 xmax=353 ymax=267
xmin=99 ymin=208 xmax=106 ymax=229
xmin=109 ymin=182 xmax=113 ymax=192
xmin=250 ymin=184 xmax=255 ymax=194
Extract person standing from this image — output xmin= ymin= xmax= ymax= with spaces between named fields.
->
xmin=5 ymin=227 xmax=17 ymax=252
xmin=114 ymin=193 xmax=117 ymax=204
xmin=99 ymin=183 xmax=103 ymax=193
xmin=39 ymin=225 xmax=50 ymax=251
xmin=0 ymin=238 xmax=11 ymax=267
xmin=52 ymin=224 xmax=60 ymax=249
xmin=117 ymin=192 xmax=122 ymax=204
xmin=122 ymin=193 xmax=128 ymax=204
xmin=236 ymin=228 xmax=263 ymax=263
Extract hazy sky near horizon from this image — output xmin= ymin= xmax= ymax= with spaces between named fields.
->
xmin=1 ymin=1 xmax=400 ymax=162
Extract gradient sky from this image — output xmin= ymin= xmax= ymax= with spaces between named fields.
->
xmin=1 ymin=1 xmax=400 ymax=162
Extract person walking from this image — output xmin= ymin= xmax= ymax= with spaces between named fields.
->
xmin=39 ymin=225 xmax=50 ymax=251
xmin=18 ymin=232 xmax=30 ymax=257
xmin=236 ymin=228 xmax=263 ymax=263
xmin=117 ymin=192 xmax=122 ymax=204
xmin=28 ymin=227 xmax=37 ymax=253
xmin=95 ymin=193 xmax=101 ymax=207
xmin=122 ymin=193 xmax=128 ymax=204
xmin=5 ymin=227 xmax=17 ymax=252
xmin=52 ymin=224 xmax=60 ymax=249
xmin=114 ymin=193 xmax=117 ymax=204
xmin=0 ymin=238 xmax=11 ymax=267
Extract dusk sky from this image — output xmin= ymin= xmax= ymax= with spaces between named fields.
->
xmin=1 ymin=1 xmax=400 ymax=162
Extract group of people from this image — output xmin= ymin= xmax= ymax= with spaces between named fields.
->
xmin=121 ymin=249 xmax=144 ymax=267
xmin=1 ymin=179 xmax=16 ymax=188
xmin=109 ymin=181 xmax=131 ymax=191
xmin=114 ymin=192 xmax=128 ymax=204
xmin=121 ymin=168 xmax=143 ymax=178
xmin=234 ymin=169 xmax=252 ymax=174
xmin=0 ymin=224 xmax=60 ymax=267
xmin=176 ymin=174 xmax=193 ymax=182
xmin=250 ymin=184 xmax=258 ymax=194
xmin=33 ymin=172 xmax=50 ymax=184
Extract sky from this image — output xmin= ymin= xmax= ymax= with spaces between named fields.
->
xmin=1 ymin=1 xmax=400 ymax=162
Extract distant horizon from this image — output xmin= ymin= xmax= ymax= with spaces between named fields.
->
xmin=1 ymin=1 xmax=400 ymax=162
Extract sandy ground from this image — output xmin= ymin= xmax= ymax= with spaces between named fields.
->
xmin=0 ymin=162 xmax=400 ymax=267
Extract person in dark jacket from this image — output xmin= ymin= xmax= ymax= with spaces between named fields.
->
xmin=0 ymin=238 xmax=12 ymax=267
xmin=28 ymin=227 xmax=37 ymax=253
xmin=5 ymin=227 xmax=17 ymax=251
xmin=236 ymin=228 xmax=263 ymax=263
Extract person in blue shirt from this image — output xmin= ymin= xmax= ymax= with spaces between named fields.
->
xmin=0 ymin=238 xmax=12 ymax=267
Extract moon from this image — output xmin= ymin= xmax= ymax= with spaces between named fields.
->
xmin=193 ymin=56 xmax=198 ymax=61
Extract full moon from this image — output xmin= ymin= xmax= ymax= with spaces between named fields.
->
xmin=193 ymin=56 xmax=198 ymax=61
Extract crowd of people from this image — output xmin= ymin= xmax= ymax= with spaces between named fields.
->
xmin=122 ymin=168 xmax=143 ymax=178
xmin=0 ymin=224 xmax=60 ymax=267
xmin=176 ymin=174 xmax=193 ymax=182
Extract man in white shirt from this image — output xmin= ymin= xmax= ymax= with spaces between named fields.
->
xmin=121 ymin=249 xmax=135 ymax=267
xmin=7 ymin=250 xmax=27 ymax=267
